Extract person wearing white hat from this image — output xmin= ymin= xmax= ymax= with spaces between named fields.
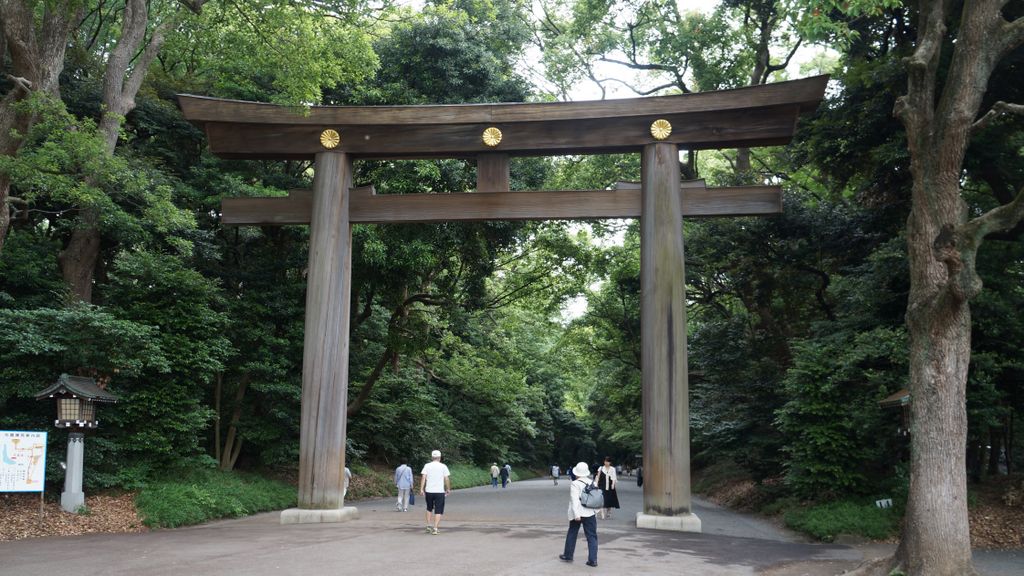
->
xmin=559 ymin=461 xmax=598 ymax=567
xmin=419 ymin=449 xmax=451 ymax=535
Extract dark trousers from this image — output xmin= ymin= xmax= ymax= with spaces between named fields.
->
xmin=563 ymin=515 xmax=598 ymax=563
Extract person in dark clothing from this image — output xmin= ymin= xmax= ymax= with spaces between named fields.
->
xmin=499 ymin=463 xmax=510 ymax=488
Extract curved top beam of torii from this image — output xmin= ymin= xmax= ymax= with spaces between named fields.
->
xmin=177 ymin=75 xmax=828 ymax=161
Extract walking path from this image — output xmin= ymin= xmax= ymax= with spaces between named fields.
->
xmin=1 ymin=477 xmax=1020 ymax=575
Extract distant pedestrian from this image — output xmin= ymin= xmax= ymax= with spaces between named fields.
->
xmin=596 ymin=456 xmax=620 ymax=519
xmin=551 ymin=464 xmax=560 ymax=485
xmin=490 ymin=463 xmax=500 ymax=488
xmin=568 ymin=465 xmax=576 ymax=481
xmin=420 ymin=450 xmax=451 ymax=535
xmin=504 ymin=463 xmax=513 ymax=485
xmin=636 ymin=465 xmax=643 ymax=487
xmin=344 ymin=466 xmax=352 ymax=498
xmin=559 ymin=462 xmax=598 ymax=567
xmin=499 ymin=463 xmax=510 ymax=488
xmin=394 ymin=462 xmax=413 ymax=512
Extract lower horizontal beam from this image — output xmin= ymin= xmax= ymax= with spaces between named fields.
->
xmin=220 ymin=185 xmax=782 ymax=225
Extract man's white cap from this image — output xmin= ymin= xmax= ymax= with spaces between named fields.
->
xmin=431 ymin=449 xmax=441 ymax=458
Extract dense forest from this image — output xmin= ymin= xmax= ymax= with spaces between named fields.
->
xmin=1 ymin=1 xmax=1022 ymax=573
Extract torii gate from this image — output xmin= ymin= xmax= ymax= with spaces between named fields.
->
xmin=178 ymin=75 xmax=827 ymax=530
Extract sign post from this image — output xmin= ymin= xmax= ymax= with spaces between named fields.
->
xmin=1 ymin=430 xmax=48 ymax=521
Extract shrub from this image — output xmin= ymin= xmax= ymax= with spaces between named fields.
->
xmin=447 ymin=463 xmax=534 ymax=489
xmin=136 ymin=469 xmax=295 ymax=528
xmin=784 ymin=500 xmax=900 ymax=542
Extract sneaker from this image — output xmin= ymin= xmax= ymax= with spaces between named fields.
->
xmin=585 ymin=561 xmax=598 ymax=567
xmin=425 ymin=526 xmax=433 ymax=533
xmin=403 ymin=508 xmax=408 ymax=512
xmin=558 ymin=555 xmax=573 ymax=563
xmin=431 ymin=528 xmax=439 ymax=535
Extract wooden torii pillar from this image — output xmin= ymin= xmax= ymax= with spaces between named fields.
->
xmin=178 ymin=75 xmax=827 ymax=528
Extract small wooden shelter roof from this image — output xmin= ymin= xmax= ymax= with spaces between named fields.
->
xmin=177 ymin=75 xmax=829 ymax=160
xmin=34 ymin=374 xmax=120 ymax=403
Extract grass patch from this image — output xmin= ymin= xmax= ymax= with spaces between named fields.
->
xmin=783 ymin=500 xmax=900 ymax=542
xmin=136 ymin=469 xmax=296 ymax=528
xmin=447 ymin=464 xmax=535 ymax=489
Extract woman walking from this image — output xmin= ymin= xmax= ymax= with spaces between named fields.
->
xmin=595 ymin=456 xmax=620 ymax=519
xmin=559 ymin=462 xmax=598 ymax=567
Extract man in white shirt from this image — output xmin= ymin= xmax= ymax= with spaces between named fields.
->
xmin=419 ymin=449 xmax=451 ymax=535
xmin=551 ymin=464 xmax=560 ymax=485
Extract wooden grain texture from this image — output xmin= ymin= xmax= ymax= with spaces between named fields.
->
xmin=201 ymin=105 xmax=802 ymax=160
xmin=220 ymin=185 xmax=782 ymax=225
xmin=476 ymin=153 xmax=509 ymax=192
xmin=177 ymin=75 xmax=827 ymax=126
xmin=297 ymin=152 xmax=352 ymax=510
xmin=640 ymin=142 xmax=693 ymax=517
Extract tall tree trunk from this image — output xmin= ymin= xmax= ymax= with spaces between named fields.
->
xmin=219 ymin=373 xmax=251 ymax=471
xmin=884 ymin=1 xmax=1024 ymax=574
xmin=899 ymin=191 xmax=974 ymax=573
xmin=57 ymin=210 xmax=102 ymax=302
xmin=59 ymin=0 xmax=181 ymax=301
xmin=0 ymin=0 xmax=80 ymax=253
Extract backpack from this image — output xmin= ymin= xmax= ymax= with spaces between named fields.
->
xmin=578 ymin=479 xmax=604 ymax=509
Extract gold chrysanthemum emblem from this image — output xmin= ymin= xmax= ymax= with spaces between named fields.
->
xmin=650 ymin=119 xmax=672 ymax=140
xmin=482 ymin=127 xmax=503 ymax=147
xmin=320 ymin=129 xmax=341 ymax=149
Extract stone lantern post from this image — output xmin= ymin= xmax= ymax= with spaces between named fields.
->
xmin=34 ymin=374 xmax=119 ymax=513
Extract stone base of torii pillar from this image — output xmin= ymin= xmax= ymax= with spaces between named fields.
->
xmin=281 ymin=507 xmax=359 ymax=525
xmin=636 ymin=512 xmax=702 ymax=533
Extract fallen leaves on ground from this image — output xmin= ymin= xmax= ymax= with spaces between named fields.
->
xmin=0 ymin=492 xmax=146 ymax=541
xmin=969 ymin=475 xmax=1024 ymax=550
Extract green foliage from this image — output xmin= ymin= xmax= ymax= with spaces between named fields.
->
xmin=446 ymin=463 xmax=534 ymax=489
xmin=783 ymin=500 xmax=900 ymax=542
xmin=135 ymin=468 xmax=296 ymax=528
xmin=348 ymin=3 xmax=529 ymax=105
xmin=0 ymin=94 xmax=196 ymax=252
xmin=159 ymin=0 xmax=379 ymax=106
xmin=0 ymin=227 xmax=67 ymax=308
xmin=777 ymin=327 xmax=907 ymax=496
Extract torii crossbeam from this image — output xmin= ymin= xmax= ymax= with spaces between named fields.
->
xmin=178 ymin=75 xmax=828 ymax=530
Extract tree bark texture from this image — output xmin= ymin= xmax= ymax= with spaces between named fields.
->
xmin=891 ymin=1 xmax=1024 ymax=574
xmin=0 ymin=0 xmax=80 ymax=252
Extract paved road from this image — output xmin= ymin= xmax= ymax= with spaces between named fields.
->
xmin=0 ymin=478 xmax=1019 ymax=576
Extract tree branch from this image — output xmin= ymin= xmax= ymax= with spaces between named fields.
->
xmin=598 ymin=56 xmax=690 ymax=93
xmin=765 ymin=38 xmax=803 ymax=77
xmin=960 ymin=185 xmax=1024 ymax=247
xmin=4 ymin=75 xmax=32 ymax=93
xmin=971 ymin=101 xmax=1024 ymax=134
xmin=997 ymin=12 xmax=1024 ymax=57
xmin=346 ymin=345 xmax=395 ymax=417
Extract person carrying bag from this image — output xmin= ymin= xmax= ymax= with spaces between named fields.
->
xmin=558 ymin=462 xmax=599 ymax=567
